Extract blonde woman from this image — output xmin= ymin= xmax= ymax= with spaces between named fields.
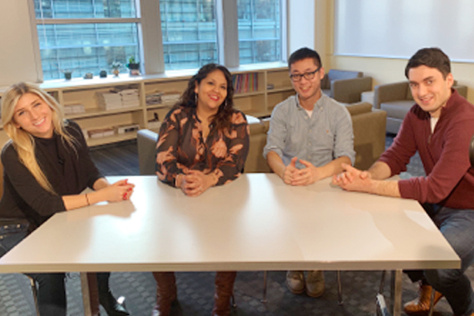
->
xmin=0 ymin=82 xmax=134 ymax=316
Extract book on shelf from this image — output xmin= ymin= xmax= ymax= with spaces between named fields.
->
xmin=64 ymin=104 xmax=85 ymax=114
xmin=115 ymin=123 xmax=140 ymax=134
xmin=87 ymin=127 xmax=115 ymax=139
xmin=146 ymin=91 xmax=180 ymax=107
xmin=160 ymin=91 xmax=181 ymax=105
xmin=232 ymin=73 xmax=258 ymax=94
xmin=146 ymin=91 xmax=163 ymax=106
xmin=96 ymin=87 xmax=140 ymax=110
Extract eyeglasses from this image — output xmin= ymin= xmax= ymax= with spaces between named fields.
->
xmin=289 ymin=67 xmax=321 ymax=82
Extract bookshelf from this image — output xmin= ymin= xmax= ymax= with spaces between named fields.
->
xmin=0 ymin=63 xmax=294 ymax=146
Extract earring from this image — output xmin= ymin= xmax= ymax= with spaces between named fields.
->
xmin=195 ymin=93 xmax=198 ymax=104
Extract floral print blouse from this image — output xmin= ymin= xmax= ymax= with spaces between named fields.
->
xmin=156 ymin=106 xmax=250 ymax=187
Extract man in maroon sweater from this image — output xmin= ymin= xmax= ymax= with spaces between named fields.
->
xmin=333 ymin=47 xmax=474 ymax=316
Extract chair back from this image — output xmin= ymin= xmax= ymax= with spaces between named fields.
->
xmin=470 ymin=135 xmax=474 ymax=167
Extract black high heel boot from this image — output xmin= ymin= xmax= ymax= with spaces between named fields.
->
xmin=97 ymin=272 xmax=130 ymax=316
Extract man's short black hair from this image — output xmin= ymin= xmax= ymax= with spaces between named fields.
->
xmin=405 ymin=47 xmax=451 ymax=79
xmin=288 ymin=47 xmax=322 ymax=69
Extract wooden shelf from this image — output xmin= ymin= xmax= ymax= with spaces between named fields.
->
xmin=0 ymin=63 xmax=293 ymax=147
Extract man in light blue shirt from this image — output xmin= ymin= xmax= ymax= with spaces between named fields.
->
xmin=263 ymin=47 xmax=355 ymax=297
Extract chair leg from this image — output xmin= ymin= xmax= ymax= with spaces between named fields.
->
xmin=26 ymin=275 xmax=40 ymax=316
xmin=337 ymin=270 xmax=343 ymax=305
xmin=428 ymin=287 xmax=435 ymax=316
xmin=262 ymin=271 xmax=268 ymax=303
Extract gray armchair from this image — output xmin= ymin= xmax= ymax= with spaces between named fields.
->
xmin=373 ymin=80 xmax=468 ymax=134
xmin=321 ymin=69 xmax=372 ymax=104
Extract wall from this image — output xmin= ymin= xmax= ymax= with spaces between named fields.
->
xmin=0 ymin=1 xmax=39 ymax=87
xmin=323 ymin=1 xmax=474 ymax=104
xmin=287 ymin=0 xmax=314 ymax=56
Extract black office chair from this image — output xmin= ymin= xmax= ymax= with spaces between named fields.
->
xmin=470 ymin=134 xmax=474 ymax=167
xmin=0 ymin=220 xmax=40 ymax=316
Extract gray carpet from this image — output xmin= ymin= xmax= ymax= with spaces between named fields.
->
xmin=0 ymin=135 xmax=472 ymax=316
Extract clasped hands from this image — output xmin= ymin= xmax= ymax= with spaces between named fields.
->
xmin=103 ymin=179 xmax=135 ymax=202
xmin=176 ymin=170 xmax=217 ymax=197
xmin=282 ymin=157 xmax=322 ymax=186
xmin=332 ymin=163 xmax=372 ymax=192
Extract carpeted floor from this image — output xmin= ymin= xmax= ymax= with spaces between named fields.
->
xmin=0 ymin=134 xmax=472 ymax=316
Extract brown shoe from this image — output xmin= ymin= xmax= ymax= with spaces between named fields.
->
xmin=212 ymin=271 xmax=236 ymax=316
xmin=403 ymin=282 xmax=443 ymax=315
xmin=152 ymin=272 xmax=177 ymax=316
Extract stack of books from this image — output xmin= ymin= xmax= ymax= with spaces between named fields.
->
xmin=97 ymin=87 xmax=140 ymax=110
xmin=146 ymin=91 xmax=163 ymax=106
xmin=87 ymin=127 xmax=115 ymax=139
xmin=120 ymin=88 xmax=140 ymax=108
xmin=97 ymin=91 xmax=122 ymax=110
xmin=64 ymin=104 xmax=85 ymax=115
xmin=160 ymin=91 xmax=181 ymax=105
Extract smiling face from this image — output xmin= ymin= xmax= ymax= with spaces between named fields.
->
xmin=13 ymin=92 xmax=54 ymax=138
xmin=194 ymin=69 xmax=228 ymax=114
xmin=289 ymin=57 xmax=325 ymax=109
xmin=408 ymin=65 xmax=453 ymax=118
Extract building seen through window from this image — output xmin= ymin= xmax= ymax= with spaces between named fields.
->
xmin=237 ymin=0 xmax=281 ymax=65
xmin=35 ymin=0 xmax=139 ymax=80
xmin=160 ymin=0 xmax=218 ymax=71
xmin=34 ymin=0 xmax=284 ymax=80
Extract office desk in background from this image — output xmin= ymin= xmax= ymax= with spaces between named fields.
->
xmin=0 ymin=174 xmax=460 ymax=316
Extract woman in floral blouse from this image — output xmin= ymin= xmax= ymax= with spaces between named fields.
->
xmin=153 ymin=63 xmax=249 ymax=316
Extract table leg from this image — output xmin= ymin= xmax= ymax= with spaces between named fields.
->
xmin=80 ymin=272 xmax=93 ymax=316
xmin=391 ymin=270 xmax=403 ymax=316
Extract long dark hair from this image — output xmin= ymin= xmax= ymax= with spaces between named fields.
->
xmin=178 ymin=63 xmax=235 ymax=131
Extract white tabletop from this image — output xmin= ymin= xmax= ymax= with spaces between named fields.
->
xmin=0 ymin=174 xmax=460 ymax=273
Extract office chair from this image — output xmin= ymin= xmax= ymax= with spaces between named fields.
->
xmin=0 ymin=221 xmax=40 ymax=316
xmin=470 ymin=134 xmax=474 ymax=167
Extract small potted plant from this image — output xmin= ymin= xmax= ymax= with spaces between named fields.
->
xmin=127 ymin=56 xmax=140 ymax=76
xmin=111 ymin=61 xmax=122 ymax=77
xmin=62 ymin=69 xmax=73 ymax=80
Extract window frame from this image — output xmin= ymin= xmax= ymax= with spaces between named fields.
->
xmin=29 ymin=0 xmax=287 ymax=82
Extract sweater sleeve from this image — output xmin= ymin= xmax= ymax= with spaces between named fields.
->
xmin=398 ymin=115 xmax=474 ymax=203
xmin=1 ymin=144 xmax=66 ymax=217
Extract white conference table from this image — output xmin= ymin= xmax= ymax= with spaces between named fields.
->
xmin=0 ymin=174 xmax=460 ymax=315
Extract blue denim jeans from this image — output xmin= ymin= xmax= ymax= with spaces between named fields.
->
xmin=407 ymin=205 xmax=474 ymax=316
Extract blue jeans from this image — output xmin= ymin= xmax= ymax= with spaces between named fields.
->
xmin=407 ymin=205 xmax=474 ymax=316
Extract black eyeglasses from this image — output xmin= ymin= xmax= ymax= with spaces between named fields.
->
xmin=289 ymin=67 xmax=321 ymax=82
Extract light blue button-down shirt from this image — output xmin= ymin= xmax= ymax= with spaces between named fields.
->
xmin=263 ymin=93 xmax=355 ymax=168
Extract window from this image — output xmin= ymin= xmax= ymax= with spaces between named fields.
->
xmin=35 ymin=0 xmax=140 ymax=80
xmin=160 ymin=0 xmax=218 ymax=71
xmin=32 ymin=0 xmax=285 ymax=80
xmin=237 ymin=0 xmax=282 ymax=64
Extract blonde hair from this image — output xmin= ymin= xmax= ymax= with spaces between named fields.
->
xmin=1 ymin=82 xmax=76 ymax=194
